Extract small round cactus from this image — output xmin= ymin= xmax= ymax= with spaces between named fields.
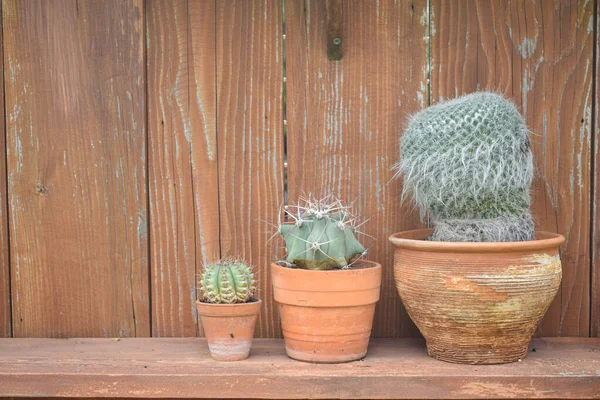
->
xmin=394 ymin=92 xmax=534 ymax=242
xmin=278 ymin=195 xmax=367 ymax=270
xmin=200 ymin=259 xmax=257 ymax=304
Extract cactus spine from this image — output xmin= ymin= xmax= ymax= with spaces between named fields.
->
xmin=394 ymin=92 xmax=534 ymax=242
xmin=200 ymin=259 xmax=257 ymax=304
xmin=279 ymin=195 xmax=367 ymax=270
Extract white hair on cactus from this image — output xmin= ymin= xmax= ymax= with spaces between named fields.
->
xmin=393 ymin=92 xmax=534 ymax=242
xmin=278 ymin=194 xmax=367 ymax=270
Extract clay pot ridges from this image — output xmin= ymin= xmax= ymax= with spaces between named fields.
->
xmin=272 ymin=261 xmax=382 ymax=363
xmin=390 ymin=229 xmax=563 ymax=365
xmin=196 ymin=299 xmax=261 ymax=361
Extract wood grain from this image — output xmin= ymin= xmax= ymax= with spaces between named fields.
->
xmin=216 ymin=0 xmax=284 ymax=338
xmin=1 ymin=337 xmax=599 ymax=398
xmin=285 ymin=0 xmax=428 ymax=337
xmin=147 ymin=0 xmax=219 ymax=337
xmin=593 ymin=0 xmax=599 ymax=338
xmin=3 ymin=0 xmax=149 ymax=337
xmin=0 ymin=1 xmax=10 ymax=338
xmin=430 ymin=0 xmax=594 ymax=337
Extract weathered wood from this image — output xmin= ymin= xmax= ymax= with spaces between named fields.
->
xmin=430 ymin=0 xmax=595 ymax=337
xmin=2 ymin=0 xmax=149 ymax=337
xmin=147 ymin=0 xmax=219 ymax=337
xmin=0 ymin=338 xmax=599 ymax=399
xmin=285 ymin=0 xmax=427 ymax=337
xmin=0 ymin=1 xmax=10 ymax=338
xmin=592 ymin=0 xmax=600 ymax=338
xmin=216 ymin=0 xmax=284 ymax=338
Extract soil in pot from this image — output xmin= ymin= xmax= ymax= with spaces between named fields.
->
xmin=196 ymin=298 xmax=261 ymax=361
xmin=271 ymin=260 xmax=382 ymax=363
xmin=389 ymin=229 xmax=563 ymax=365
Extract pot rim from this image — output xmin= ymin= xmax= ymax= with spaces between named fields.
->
xmin=270 ymin=259 xmax=381 ymax=274
xmin=195 ymin=299 xmax=262 ymax=317
xmin=389 ymin=229 xmax=565 ymax=253
xmin=271 ymin=260 xmax=381 ymax=306
xmin=195 ymin=298 xmax=262 ymax=307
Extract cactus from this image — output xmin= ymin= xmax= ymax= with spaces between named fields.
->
xmin=278 ymin=195 xmax=367 ymax=270
xmin=200 ymin=259 xmax=257 ymax=304
xmin=394 ymin=92 xmax=534 ymax=242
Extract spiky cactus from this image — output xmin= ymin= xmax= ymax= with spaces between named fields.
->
xmin=200 ymin=259 xmax=257 ymax=304
xmin=394 ymin=92 xmax=534 ymax=242
xmin=278 ymin=195 xmax=367 ymax=270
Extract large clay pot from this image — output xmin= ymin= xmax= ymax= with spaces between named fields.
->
xmin=271 ymin=261 xmax=382 ymax=363
xmin=389 ymin=229 xmax=563 ymax=365
xmin=196 ymin=299 xmax=261 ymax=361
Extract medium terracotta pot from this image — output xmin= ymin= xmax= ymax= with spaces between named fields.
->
xmin=389 ymin=229 xmax=563 ymax=365
xmin=271 ymin=261 xmax=382 ymax=363
xmin=196 ymin=299 xmax=261 ymax=361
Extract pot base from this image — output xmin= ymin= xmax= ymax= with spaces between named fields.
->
xmin=286 ymin=348 xmax=368 ymax=364
xmin=283 ymin=331 xmax=370 ymax=363
xmin=426 ymin=341 xmax=528 ymax=365
xmin=207 ymin=339 xmax=254 ymax=361
xmin=279 ymin=303 xmax=375 ymax=363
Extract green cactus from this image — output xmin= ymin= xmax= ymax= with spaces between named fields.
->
xmin=200 ymin=259 xmax=257 ymax=304
xmin=279 ymin=195 xmax=367 ymax=270
xmin=394 ymin=92 xmax=534 ymax=242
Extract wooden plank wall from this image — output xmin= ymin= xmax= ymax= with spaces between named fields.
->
xmin=146 ymin=0 xmax=219 ymax=338
xmin=592 ymin=0 xmax=599 ymax=338
xmin=0 ymin=0 xmax=597 ymax=338
xmin=216 ymin=0 xmax=284 ymax=338
xmin=0 ymin=1 xmax=8 ymax=338
xmin=3 ymin=0 xmax=149 ymax=337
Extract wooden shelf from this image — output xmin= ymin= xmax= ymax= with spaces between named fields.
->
xmin=0 ymin=338 xmax=599 ymax=399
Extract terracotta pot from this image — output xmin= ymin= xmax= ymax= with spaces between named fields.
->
xmin=196 ymin=299 xmax=261 ymax=361
xmin=389 ymin=229 xmax=563 ymax=365
xmin=271 ymin=261 xmax=382 ymax=363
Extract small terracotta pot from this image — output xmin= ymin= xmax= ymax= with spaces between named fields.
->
xmin=271 ymin=261 xmax=382 ymax=363
xmin=389 ymin=229 xmax=563 ymax=365
xmin=196 ymin=299 xmax=261 ymax=361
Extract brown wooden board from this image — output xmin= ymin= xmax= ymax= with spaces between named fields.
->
xmin=2 ymin=0 xmax=149 ymax=337
xmin=0 ymin=1 xmax=10 ymax=338
xmin=147 ymin=0 xmax=219 ymax=337
xmin=216 ymin=0 xmax=284 ymax=338
xmin=593 ymin=0 xmax=600 ymax=338
xmin=430 ymin=0 xmax=595 ymax=337
xmin=285 ymin=0 xmax=428 ymax=337
xmin=1 ymin=338 xmax=599 ymax=398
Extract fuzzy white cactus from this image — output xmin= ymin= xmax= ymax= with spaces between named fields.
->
xmin=394 ymin=92 xmax=534 ymax=242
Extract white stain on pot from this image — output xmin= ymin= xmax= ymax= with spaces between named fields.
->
xmin=208 ymin=339 xmax=251 ymax=360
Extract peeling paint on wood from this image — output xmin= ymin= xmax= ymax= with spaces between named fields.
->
xmin=217 ymin=0 xmax=284 ymax=338
xmin=147 ymin=0 xmax=219 ymax=338
xmin=593 ymin=0 xmax=600 ymax=338
xmin=0 ymin=1 xmax=9 ymax=338
xmin=3 ymin=0 xmax=149 ymax=337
